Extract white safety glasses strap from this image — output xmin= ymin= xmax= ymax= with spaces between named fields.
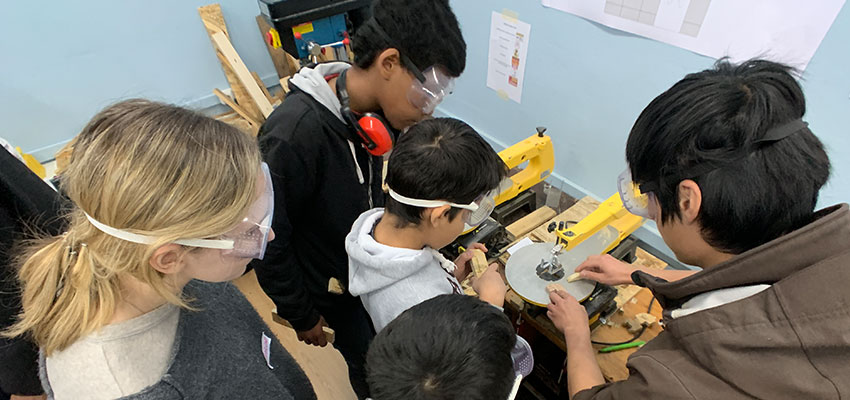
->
xmin=388 ymin=189 xmax=477 ymax=211
xmin=84 ymin=213 xmax=234 ymax=250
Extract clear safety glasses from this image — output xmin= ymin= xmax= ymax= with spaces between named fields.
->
xmin=617 ymin=168 xmax=658 ymax=220
xmin=84 ymin=162 xmax=275 ymax=260
xmin=368 ymin=19 xmax=455 ymax=115
xmin=406 ymin=65 xmax=456 ymax=115
xmin=387 ymin=188 xmax=496 ymax=228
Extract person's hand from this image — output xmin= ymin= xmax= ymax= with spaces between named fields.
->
xmin=296 ymin=316 xmax=329 ymax=347
xmin=472 ymin=262 xmax=507 ymax=307
xmin=547 ymin=289 xmax=591 ymax=341
xmin=575 ymin=254 xmax=637 ymax=286
xmin=453 ymin=243 xmax=487 ymax=281
xmin=11 ymin=395 xmax=46 ymax=400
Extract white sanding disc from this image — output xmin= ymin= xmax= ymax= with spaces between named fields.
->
xmin=505 ymin=242 xmax=595 ymax=306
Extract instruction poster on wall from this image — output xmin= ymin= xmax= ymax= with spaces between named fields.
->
xmin=541 ymin=0 xmax=845 ymax=70
xmin=487 ymin=11 xmax=531 ymax=103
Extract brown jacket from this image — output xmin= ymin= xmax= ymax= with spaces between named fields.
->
xmin=575 ymin=204 xmax=850 ymax=400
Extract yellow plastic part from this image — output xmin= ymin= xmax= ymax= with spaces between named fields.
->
xmin=16 ymin=147 xmax=46 ymax=179
xmin=269 ymin=28 xmax=282 ymax=48
xmin=493 ymin=132 xmax=554 ymax=206
xmin=555 ymin=193 xmax=644 ymax=252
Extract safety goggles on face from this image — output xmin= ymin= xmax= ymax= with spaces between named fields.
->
xmin=387 ymin=188 xmax=496 ymax=228
xmin=406 ymin=65 xmax=455 ymax=115
xmin=368 ymin=19 xmax=455 ymax=115
xmin=84 ymin=162 xmax=275 ymax=260
xmin=617 ymin=168 xmax=658 ymax=220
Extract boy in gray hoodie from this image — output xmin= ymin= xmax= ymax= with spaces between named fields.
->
xmin=346 ymin=118 xmax=510 ymax=332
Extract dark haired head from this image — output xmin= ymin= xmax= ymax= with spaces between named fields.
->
xmin=385 ymin=118 xmax=508 ymax=226
xmin=626 ymin=59 xmax=831 ymax=254
xmin=351 ymin=0 xmax=466 ymax=77
xmin=366 ymin=294 xmax=516 ymax=400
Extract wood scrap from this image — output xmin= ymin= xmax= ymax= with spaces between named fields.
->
xmin=210 ymin=31 xmax=275 ymax=119
xmin=545 ymin=283 xmax=566 ymax=295
xmin=635 ymin=313 xmax=657 ymax=327
xmin=327 ymin=278 xmax=345 ymax=295
xmin=214 ymin=110 xmax=256 ymax=136
xmin=470 ymin=249 xmax=488 ymax=278
xmin=278 ymin=76 xmax=292 ymax=96
xmin=505 ymin=206 xmax=557 ymax=238
xmin=198 ymin=4 xmax=264 ymax=123
xmin=567 ymin=272 xmax=582 ymax=283
xmin=622 ymin=319 xmax=643 ymax=334
xmin=212 ymin=88 xmax=261 ymax=134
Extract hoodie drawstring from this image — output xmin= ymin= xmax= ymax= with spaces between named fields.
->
xmin=348 ymin=140 xmax=365 ymax=184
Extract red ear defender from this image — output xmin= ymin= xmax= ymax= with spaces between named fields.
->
xmin=336 ymin=68 xmax=395 ymax=156
xmin=356 ymin=113 xmax=394 ymax=156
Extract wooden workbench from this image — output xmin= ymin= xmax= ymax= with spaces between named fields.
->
xmin=501 ymin=197 xmax=666 ymax=382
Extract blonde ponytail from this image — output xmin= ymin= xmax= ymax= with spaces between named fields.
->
xmin=2 ymin=99 xmax=260 ymax=355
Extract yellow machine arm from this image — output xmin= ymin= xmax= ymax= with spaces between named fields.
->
xmin=491 ymin=127 xmax=641 ymax=255
xmin=494 ymin=127 xmax=554 ymax=206
xmin=554 ymin=193 xmax=644 ymax=253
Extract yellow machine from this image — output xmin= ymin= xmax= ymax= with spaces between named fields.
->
xmin=554 ymin=193 xmax=644 ymax=254
xmin=497 ymin=129 xmax=645 ymax=324
xmin=490 ymin=125 xmax=642 ymax=253
xmin=15 ymin=147 xmax=46 ymax=179
xmin=493 ymin=126 xmax=554 ymax=207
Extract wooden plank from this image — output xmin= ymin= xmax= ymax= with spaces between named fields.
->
xmin=233 ymin=271 xmax=356 ymax=399
xmin=505 ymin=206 xmax=557 ymax=237
xmin=211 ymin=31 xmax=275 ymax=119
xmin=198 ymin=4 xmax=229 ymax=36
xmin=215 ymin=51 xmax=270 ymax=123
xmin=198 ymin=4 xmax=264 ymax=123
xmin=251 ymin=71 xmax=274 ymax=103
xmin=255 ymin=15 xmax=295 ymax=79
xmin=213 ymin=88 xmax=261 ymax=135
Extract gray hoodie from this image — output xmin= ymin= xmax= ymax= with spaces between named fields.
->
xmin=346 ymin=208 xmax=463 ymax=332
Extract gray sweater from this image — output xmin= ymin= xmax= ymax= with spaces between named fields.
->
xmin=346 ymin=209 xmax=463 ymax=332
xmin=40 ymin=281 xmax=316 ymax=400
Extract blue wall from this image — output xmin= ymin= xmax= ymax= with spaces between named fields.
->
xmin=438 ymin=1 xmax=849 ymax=259
xmin=0 ymin=0 xmax=277 ymax=160
xmin=1 ymin=1 xmax=846 ymax=258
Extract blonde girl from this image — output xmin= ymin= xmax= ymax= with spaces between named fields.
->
xmin=3 ymin=99 xmax=315 ymax=400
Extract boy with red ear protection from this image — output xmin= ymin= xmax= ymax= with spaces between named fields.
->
xmin=251 ymin=1 xmax=466 ymax=398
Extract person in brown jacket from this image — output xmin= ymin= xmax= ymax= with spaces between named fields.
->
xmin=547 ymin=59 xmax=848 ymax=399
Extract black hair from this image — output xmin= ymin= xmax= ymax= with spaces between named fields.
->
xmin=626 ymin=59 xmax=831 ymax=254
xmin=385 ymin=118 xmax=508 ymax=227
xmin=351 ymin=0 xmax=466 ymax=77
xmin=366 ymin=294 xmax=516 ymax=400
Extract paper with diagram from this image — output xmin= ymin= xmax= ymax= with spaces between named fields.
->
xmin=541 ymin=0 xmax=845 ymax=69
xmin=487 ymin=11 xmax=532 ymax=103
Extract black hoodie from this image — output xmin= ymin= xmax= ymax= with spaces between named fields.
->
xmin=251 ymin=63 xmax=385 ymax=331
xmin=0 ymin=146 xmax=67 ymax=396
